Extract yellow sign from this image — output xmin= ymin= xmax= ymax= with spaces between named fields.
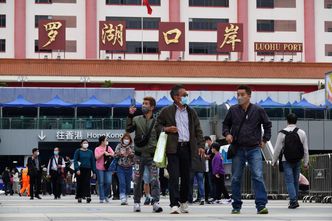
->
xmin=163 ymin=28 xmax=182 ymax=45
xmin=42 ymin=21 xmax=62 ymax=48
xmin=101 ymin=23 xmax=124 ymax=46
xmin=220 ymin=24 xmax=241 ymax=51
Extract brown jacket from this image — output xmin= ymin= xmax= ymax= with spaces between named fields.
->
xmin=155 ymin=104 xmax=205 ymax=160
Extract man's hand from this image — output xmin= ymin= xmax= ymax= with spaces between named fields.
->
xmin=129 ymin=106 xmax=137 ymax=115
xmin=260 ymin=141 xmax=266 ymax=148
xmin=304 ymin=165 xmax=309 ymax=170
xmin=215 ymin=174 xmax=220 ymax=178
xmin=198 ymin=148 xmax=205 ymax=158
xmin=164 ymin=126 xmax=178 ymax=134
xmin=226 ymin=134 xmax=233 ymax=144
xmin=76 ymin=171 xmax=80 ymax=176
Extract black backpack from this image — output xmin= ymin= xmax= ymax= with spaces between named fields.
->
xmin=280 ymin=128 xmax=304 ymax=163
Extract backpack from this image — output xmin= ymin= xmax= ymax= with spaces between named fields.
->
xmin=280 ymin=128 xmax=304 ymax=163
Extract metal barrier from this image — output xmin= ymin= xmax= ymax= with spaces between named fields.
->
xmin=303 ymin=154 xmax=332 ymax=203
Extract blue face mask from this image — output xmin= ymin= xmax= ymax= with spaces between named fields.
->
xmin=54 ymin=151 xmax=59 ymax=155
xmin=181 ymin=96 xmax=189 ymax=105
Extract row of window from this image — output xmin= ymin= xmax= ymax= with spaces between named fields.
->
xmin=1 ymin=15 xmax=330 ymax=33
xmin=1 ymin=39 xmax=331 ymax=56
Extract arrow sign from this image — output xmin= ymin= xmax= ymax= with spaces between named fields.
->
xmin=38 ymin=130 xmax=46 ymax=140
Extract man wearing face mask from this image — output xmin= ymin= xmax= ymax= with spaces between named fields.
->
xmin=47 ymin=147 xmax=65 ymax=199
xmin=126 ymin=96 xmax=163 ymax=213
xmin=223 ymin=85 xmax=272 ymax=215
xmin=27 ymin=148 xmax=42 ymax=200
xmin=155 ymin=84 xmax=205 ymax=214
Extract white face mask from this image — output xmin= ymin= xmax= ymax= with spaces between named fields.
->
xmin=82 ymin=143 xmax=89 ymax=149
xmin=36 ymin=152 xmax=40 ymax=156
xmin=205 ymin=143 xmax=209 ymax=149
xmin=123 ymin=139 xmax=130 ymax=145
xmin=105 ymin=141 xmax=109 ymax=146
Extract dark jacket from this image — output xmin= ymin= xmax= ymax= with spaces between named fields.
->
xmin=126 ymin=115 xmax=157 ymax=159
xmin=222 ymin=103 xmax=272 ymax=148
xmin=155 ymin=104 xmax=205 ymax=163
xmin=27 ymin=156 xmax=41 ymax=177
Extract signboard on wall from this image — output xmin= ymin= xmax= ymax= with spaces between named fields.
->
xmin=38 ymin=20 xmax=66 ymax=50
xmin=254 ymin=42 xmax=303 ymax=53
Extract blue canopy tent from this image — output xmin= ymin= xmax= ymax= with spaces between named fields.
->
xmin=2 ymin=95 xmax=36 ymax=107
xmin=258 ymin=97 xmax=286 ymax=108
xmin=189 ymin=96 xmax=211 ymax=106
xmin=226 ymin=96 xmax=238 ymax=106
xmin=156 ymin=96 xmax=172 ymax=107
xmin=258 ymin=97 xmax=286 ymax=119
xmin=38 ymin=95 xmax=74 ymax=108
xmin=76 ymin=96 xmax=112 ymax=108
xmin=291 ymin=99 xmax=325 ymax=119
xmin=113 ymin=96 xmax=142 ymax=108
xmin=189 ymin=96 xmax=212 ymax=118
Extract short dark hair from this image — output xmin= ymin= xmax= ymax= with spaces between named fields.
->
xmin=32 ymin=148 xmax=38 ymax=153
xmin=211 ymin=142 xmax=221 ymax=152
xmin=170 ymin=84 xmax=185 ymax=100
xmin=143 ymin=96 xmax=156 ymax=108
xmin=287 ymin=113 xmax=298 ymax=124
xmin=80 ymin=139 xmax=88 ymax=144
xmin=99 ymin=135 xmax=107 ymax=146
xmin=204 ymin=136 xmax=212 ymax=141
xmin=237 ymin=85 xmax=252 ymax=95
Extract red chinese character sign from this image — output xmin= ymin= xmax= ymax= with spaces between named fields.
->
xmin=38 ymin=20 xmax=66 ymax=50
xmin=217 ymin=23 xmax=243 ymax=53
xmin=99 ymin=21 xmax=126 ymax=51
xmin=159 ymin=22 xmax=185 ymax=52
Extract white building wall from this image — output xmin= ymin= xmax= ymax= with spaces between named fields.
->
xmin=26 ymin=0 xmax=86 ymax=59
xmin=315 ymin=0 xmax=332 ymax=62
xmin=248 ymin=0 xmax=304 ymax=62
xmin=0 ymin=1 xmax=14 ymax=58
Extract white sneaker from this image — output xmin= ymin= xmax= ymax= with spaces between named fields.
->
xmin=99 ymin=199 xmax=104 ymax=203
xmin=180 ymin=202 xmax=189 ymax=213
xmin=170 ymin=206 xmax=180 ymax=214
xmin=133 ymin=203 xmax=141 ymax=212
xmin=104 ymin=198 xmax=110 ymax=203
xmin=222 ymin=199 xmax=232 ymax=204
xmin=152 ymin=202 xmax=163 ymax=213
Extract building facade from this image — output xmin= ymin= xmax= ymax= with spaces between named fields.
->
xmin=0 ymin=0 xmax=331 ymax=62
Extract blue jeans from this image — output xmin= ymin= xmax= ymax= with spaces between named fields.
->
xmin=231 ymin=147 xmax=268 ymax=211
xmin=282 ymin=161 xmax=301 ymax=203
xmin=96 ymin=169 xmax=112 ymax=201
xmin=189 ymin=172 xmax=205 ymax=201
xmin=117 ymin=165 xmax=133 ymax=201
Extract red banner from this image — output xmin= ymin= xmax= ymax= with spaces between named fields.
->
xmin=38 ymin=20 xmax=66 ymax=50
xmin=159 ymin=22 xmax=185 ymax=52
xmin=99 ymin=21 xmax=126 ymax=51
xmin=217 ymin=23 xmax=243 ymax=53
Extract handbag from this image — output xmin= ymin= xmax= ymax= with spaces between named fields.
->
xmin=227 ymin=104 xmax=251 ymax=160
xmin=153 ymin=132 xmax=168 ymax=168
xmin=104 ymin=146 xmax=113 ymax=170
xmin=108 ymin=157 xmax=119 ymax=172
xmin=134 ymin=119 xmax=155 ymax=147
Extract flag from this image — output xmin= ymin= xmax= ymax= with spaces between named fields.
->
xmin=143 ymin=0 xmax=152 ymax=15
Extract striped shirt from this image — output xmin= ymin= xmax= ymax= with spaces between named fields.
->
xmin=175 ymin=105 xmax=190 ymax=142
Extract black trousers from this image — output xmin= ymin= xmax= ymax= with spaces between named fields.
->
xmin=76 ymin=168 xmax=91 ymax=198
xmin=204 ymin=172 xmax=211 ymax=201
xmin=167 ymin=144 xmax=191 ymax=207
xmin=50 ymin=170 xmax=62 ymax=198
xmin=213 ymin=174 xmax=230 ymax=200
xmin=112 ymin=173 xmax=119 ymax=198
xmin=29 ymin=174 xmax=41 ymax=198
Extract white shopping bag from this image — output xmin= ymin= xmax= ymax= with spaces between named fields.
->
xmin=153 ymin=132 xmax=168 ymax=168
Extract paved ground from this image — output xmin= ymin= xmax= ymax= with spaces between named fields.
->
xmin=0 ymin=195 xmax=331 ymax=221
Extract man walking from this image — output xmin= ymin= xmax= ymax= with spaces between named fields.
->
xmin=223 ymin=85 xmax=272 ymax=214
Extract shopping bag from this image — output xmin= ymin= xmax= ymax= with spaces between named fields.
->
xmin=153 ymin=132 xmax=168 ymax=168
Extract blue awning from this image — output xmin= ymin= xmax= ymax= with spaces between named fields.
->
xmin=189 ymin=96 xmax=211 ymax=106
xmin=258 ymin=97 xmax=285 ymax=108
xmin=2 ymin=95 xmax=36 ymax=107
xmin=156 ymin=96 xmax=172 ymax=107
xmin=113 ymin=96 xmax=142 ymax=108
xmin=292 ymin=99 xmax=324 ymax=109
xmin=77 ymin=96 xmax=112 ymax=107
xmin=226 ymin=96 xmax=237 ymax=106
xmin=38 ymin=95 xmax=74 ymax=108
